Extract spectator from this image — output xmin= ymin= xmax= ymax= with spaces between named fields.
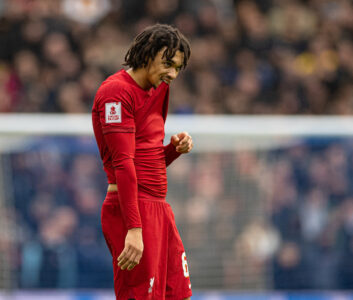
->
xmin=0 ymin=0 xmax=352 ymax=114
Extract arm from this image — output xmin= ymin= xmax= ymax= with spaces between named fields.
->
xmin=104 ymin=131 xmax=140 ymax=229
xmin=104 ymin=131 xmax=143 ymax=271
xmin=164 ymin=132 xmax=194 ymax=167
xmin=96 ymin=83 xmax=143 ymax=271
xmin=164 ymin=142 xmax=181 ymax=167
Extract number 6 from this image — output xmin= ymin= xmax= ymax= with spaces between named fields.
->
xmin=181 ymin=252 xmax=189 ymax=278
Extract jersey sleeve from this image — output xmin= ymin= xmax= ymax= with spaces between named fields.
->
xmin=104 ymin=132 xmax=142 ymax=229
xmin=96 ymin=86 xmax=135 ymax=135
xmin=164 ymin=142 xmax=181 ymax=167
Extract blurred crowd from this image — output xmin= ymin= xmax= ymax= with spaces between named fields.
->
xmin=0 ymin=0 xmax=353 ymax=114
xmin=2 ymin=137 xmax=353 ymax=289
xmin=169 ymin=139 xmax=353 ymax=290
xmin=7 ymin=137 xmax=112 ymax=288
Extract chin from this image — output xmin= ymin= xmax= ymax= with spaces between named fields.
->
xmin=151 ymin=83 xmax=159 ymax=89
xmin=152 ymin=80 xmax=163 ymax=89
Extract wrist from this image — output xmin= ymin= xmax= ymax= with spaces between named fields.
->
xmin=167 ymin=142 xmax=178 ymax=151
xmin=167 ymin=141 xmax=176 ymax=148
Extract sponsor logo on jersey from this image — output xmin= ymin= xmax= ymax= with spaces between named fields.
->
xmin=105 ymin=102 xmax=121 ymax=123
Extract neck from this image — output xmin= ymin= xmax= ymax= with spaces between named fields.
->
xmin=126 ymin=68 xmax=151 ymax=90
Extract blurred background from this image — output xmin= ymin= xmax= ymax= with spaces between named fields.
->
xmin=0 ymin=0 xmax=353 ymax=299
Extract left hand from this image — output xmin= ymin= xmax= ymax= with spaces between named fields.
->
xmin=171 ymin=132 xmax=193 ymax=153
xmin=117 ymin=228 xmax=144 ymax=271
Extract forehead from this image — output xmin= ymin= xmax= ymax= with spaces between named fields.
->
xmin=156 ymin=48 xmax=184 ymax=65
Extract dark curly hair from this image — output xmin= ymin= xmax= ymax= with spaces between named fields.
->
xmin=124 ymin=24 xmax=191 ymax=70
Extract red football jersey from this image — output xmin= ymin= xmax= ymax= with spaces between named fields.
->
xmin=92 ymin=70 xmax=179 ymax=227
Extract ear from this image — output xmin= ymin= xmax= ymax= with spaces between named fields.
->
xmin=145 ymin=57 xmax=153 ymax=70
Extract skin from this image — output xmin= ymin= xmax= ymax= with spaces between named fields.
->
xmin=127 ymin=47 xmax=184 ymax=90
xmin=118 ymin=48 xmax=193 ymax=299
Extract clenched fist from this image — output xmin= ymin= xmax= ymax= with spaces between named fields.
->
xmin=171 ymin=132 xmax=193 ymax=153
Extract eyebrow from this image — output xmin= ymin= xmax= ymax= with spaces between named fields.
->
xmin=165 ymin=59 xmax=183 ymax=69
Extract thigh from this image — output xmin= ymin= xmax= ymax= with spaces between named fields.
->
xmin=101 ymin=200 xmax=156 ymax=299
xmin=101 ymin=201 xmax=127 ymax=298
xmin=101 ymin=202 xmax=126 ymax=258
xmin=131 ymin=200 xmax=169 ymax=299
xmin=165 ymin=205 xmax=193 ymax=299
xmin=101 ymin=199 xmax=170 ymax=299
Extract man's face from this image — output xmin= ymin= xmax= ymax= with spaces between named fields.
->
xmin=146 ymin=48 xmax=184 ymax=88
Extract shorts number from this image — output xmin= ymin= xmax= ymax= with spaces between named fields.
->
xmin=181 ymin=252 xmax=189 ymax=278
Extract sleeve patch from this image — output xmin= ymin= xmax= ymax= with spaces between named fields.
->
xmin=105 ymin=102 xmax=122 ymax=123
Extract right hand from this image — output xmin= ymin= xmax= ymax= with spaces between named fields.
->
xmin=117 ymin=228 xmax=144 ymax=271
xmin=171 ymin=132 xmax=193 ymax=153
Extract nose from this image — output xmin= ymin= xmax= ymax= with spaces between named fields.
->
xmin=168 ymin=68 xmax=178 ymax=80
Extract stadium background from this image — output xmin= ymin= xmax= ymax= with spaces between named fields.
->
xmin=0 ymin=0 xmax=353 ymax=299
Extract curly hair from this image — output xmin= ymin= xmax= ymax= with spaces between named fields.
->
xmin=124 ymin=24 xmax=191 ymax=70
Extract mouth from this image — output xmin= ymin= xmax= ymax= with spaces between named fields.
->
xmin=161 ymin=77 xmax=171 ymax=85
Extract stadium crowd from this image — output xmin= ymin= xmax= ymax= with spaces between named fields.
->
xmin=0 ymin=0 xmax=352 ymax=114
xmin=1 ymin=0 xmax=353 ymax=291
xmin=4 ymin=137 xmax=353 ymax=289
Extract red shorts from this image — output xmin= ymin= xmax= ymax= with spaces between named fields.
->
xmin=101 ymin=191 xmax=192 ymax=300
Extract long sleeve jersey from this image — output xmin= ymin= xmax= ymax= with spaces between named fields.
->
xmin=92 ymin=69 xmax=181 ymax=229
